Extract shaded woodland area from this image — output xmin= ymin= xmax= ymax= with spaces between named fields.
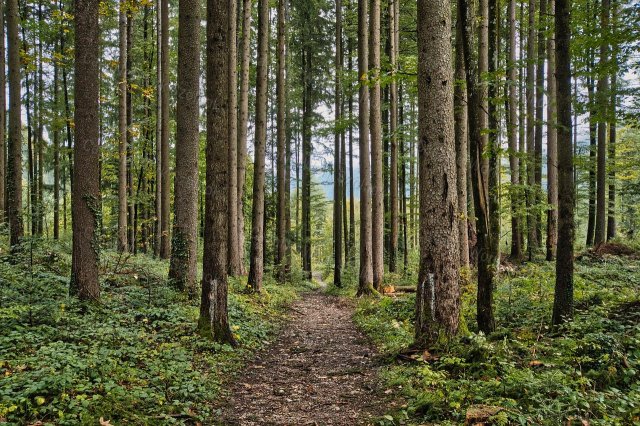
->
xmin=0 ymin=0 xmax=639 ymax=423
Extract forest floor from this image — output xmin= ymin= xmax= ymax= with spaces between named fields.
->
xmin=215 ymin=285 xmax=396 ymax=425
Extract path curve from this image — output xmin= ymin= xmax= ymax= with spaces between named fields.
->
xmin=215 ymin=290 xmax=388 ymax=425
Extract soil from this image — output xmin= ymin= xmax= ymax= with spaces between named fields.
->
xmin=214 ymin=289 xmax=392 ymax=425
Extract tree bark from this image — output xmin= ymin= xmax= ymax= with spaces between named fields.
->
xmin=586 ymin=62 xmax=596 ymax=246
xmin=200 ymin=0 xmax=237 ymax=345
xmin=168 ymin=0 xmax=201 ymax=296
xmin=594 ymin=0 xmax=609 ymax=245
xmin=154 ymin=0 xmax=161 ymax=256
xmin=534 ymin=0 xmax=546 ymax=247
xmin=118 ymin=0 xmax=128 ymax=252
xmin=71 ymin=0 xmax=100 ymax=300
xmin=357 ymin=0 xmax=374 ymax=296
xmin=333 ymin=0 xmax=343 ymax=287
xmin=370 ymin=0 xmax=384 ymax=291
xmin=415 ymin=0 xmax=460 ymax=346
xmin=248 ymin=0 xmax=269 ymax=291
xmin=227 ymin=0 xmax=240 ymax=275
xmin=0 ymin=0 xmax=6 ymax=222
xmin=507 ymin=0 xmax=522 ymax=260
xmin=552 ymin=0 xmax=574 ymax=325
xmin=607 ymin=4 xmax=617 ymax=241
xmin=526 ymin=0 xmax=537 ymax=256
xmin=6 ymin=0 xmax=21 ymax=248
xmin=236 ymin=0 xmax=252 ymax=274
xmin=53 ymin=28 xmax=60 ymax=239
xmin=388 ymin=0 xmax=399 ymax=273
xmin=455 ymin=5 xmax=469 ymax=268
xmin=546 ymin=0 xmax=558 ymax=260
xmin=275 ymin=0 xmax=288 ymax=282
xmin=159 ymin=0 xmax=170 ymax=259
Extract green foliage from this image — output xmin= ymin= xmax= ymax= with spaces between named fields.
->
xmin=354 ymin=255 xmax=640 ymax=425
xmin=0 ymin=240 xmax=304 ymax=425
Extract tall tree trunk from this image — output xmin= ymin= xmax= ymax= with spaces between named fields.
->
xmin=594 ymin=0 xmax=609 ymax=245
xmin=333 ymin=0 xmax=343 ymax=287
xmin=36 ymin=2 xmax=43 ymax=235
xmin=546 ymin=0 xmax=558 ymax=260
xmin=0 ymin=0 xmax=6 ymax=221
xmin=586 ymin=63 xmax=596 ymax=246
xmin=227 ymin=0 xmax=240 ymax=275
xmin=507 ymin=0 xmax=522 ymax=260
xmin=534 ymin=0 xmax=546 ymax=246
xmin=126 ymin=14 xmax=135 ymax=251
xmin=200 ymin=0 xmax=236 ymax=345
xmin=301 ymin=49 xmax=312 ymax=280
xmin=399 ymin=85 xmax=408 ymax=270
xmin=348 ymin=33 xmax=356 ymax=265
xmin=415 ymin=0 xmax=460 ymax=346
xmin=388 ymin=0 xmax=399 ymax=273
xmin=168 ymin=0 xmax=201 ymax=296
xmin=248 ymin=0 xmax=269 ymax=291
xmin=370 ymin=0 xmax=384 ymax=291
xmin=526 ymin=0 xmax=537 ymax=256
xmin=6 ymin=0 xmax=22 ymax=247
xmin=455 ymin=6 xmax=469 ymax=268
xmin=357 ymin=0 xmax=374 ymax=296
xmin=53 ymin=32 xmax=60 ymax=239
xmin=118 ymin=0 xmax=128 ymax=252
xmin=71 ymin=0 xmax=100 ymax=300
xmin=552 ymin=0 xmax=574 ymax=325
xmin=488 ymin=0 xmax=501 ymax=272
xmin=607 ymin=5 xmax=617 ymax=241
xmin=462 ymin=0 xmax=496 ymax=334
xmin=275 ymin=0 xmax=288 ymax=282
xmin=155 ymin=0 xmax=162 ymax=256
xmin=236 ymin=0 xmax=252 ymax=274
xmin=159 ymin=0 xmax=170 ymax=258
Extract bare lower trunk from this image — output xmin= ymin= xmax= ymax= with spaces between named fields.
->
xmin=159 ymin=0 xmax=171 ymax=259
xmin=71 ymin=0 xmax=100 ymax=300
xmin=169 ymin=0 xmax=201 ymax=296
xmin=526 ymin=0 xmax=537 ymax=256
xmin=546 ymin=0 xmax=558 ymax=261
xmin=227 ymin=0 xmax=239 ymax=275
xmin=594 ymin=0 xmax=609 ymax=245
xmin=388 ymin=0 xmax=399 ymax=273
xmin=455 ymin=5 xmax=469 ymax=268
xmin=118 ymin=0 xmax=128 ymax=252
xmin=333 ymin=0 xmax=343 ymax=287
xmin=7 ymin=0 xmax=22 ymax=247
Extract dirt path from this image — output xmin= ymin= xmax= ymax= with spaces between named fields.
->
xmin=215 ymin=288 xmax=389 ymax=425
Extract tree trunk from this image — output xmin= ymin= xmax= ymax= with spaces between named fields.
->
xmin=415 ymin=0 xmax=460 ymax=346
xmin=370 ymin=0 xmax=384 ymax=291
xmin=594 ymin=0 xmax=609 ymax=245
xmin=275 ymin=0 xmax=288 ymax=282
xmin=168 ymin=0 xmax=201 ymax=296
xmin=248 ymin=0 xmax=269 ymax=291
xmin=454 ymin=6 xmax=469 ymax=268
xmin=586 ymin=64 xmax=596 ymax=246
xmin=200 ymin=0 xmax=237 ymax=345
xmin=118 ymin=0 xmax=128 ymax=252
xmin=357 ymin=0 xmax=374 ymax=296
xmin=534 ymin=0 xmax=546 ymax=247
xmin=462 ymin=0 xmax=496 ymax=334
xmin=607 ymin=5 xmax=617 ymax=241
xmin=526 ymin=0 xmax=537 ymax=256
xmin=236 ymin=0 xmax=252 ymax=274
xmin=333 ymin=0 xmax=343 ymax=287
xmin=6 ymin=0 xmax=22 ymax=248
xmin=388 ymin=0 xmax=399 ymax=273
xmin=507 ymin=0 xmax=522 ymax=260
xmin=546 ymin=0 xmax=558 ymax=260
xmin=488 ymin=0 xmax=501 ymax=273
xmin=0 ymin=0 xmax=6 ymax=222
xmin=551 ymin=0 xmax=574 ymax=325
xmin=53 ymin=31 xmax=60 ymax=239
xmin=36 ymin=3 xmax=44 ymax=236
xmin=348 ymin=34 xmax=356 ymax=265
xmin=227 ymin=0 xmax=240 ymax=275
xmin=159 ymin=0 xmax=170 ymax=259
xmin=301 ymin=48 xmax=312 ymax=280
xmin=71 ymin=0 xmax=100 ymax=300
xmin=154 ymin=0 xmax=161 ymax=256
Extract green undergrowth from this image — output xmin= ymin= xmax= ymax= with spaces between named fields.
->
xmin=353 ymin=252 xmax=640 ymax=425
xmin=0 ymin=238 xmax=309 ymax=425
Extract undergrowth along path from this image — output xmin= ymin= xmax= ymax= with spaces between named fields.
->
xmin=215 ymin=288 xmax=390 ymax=425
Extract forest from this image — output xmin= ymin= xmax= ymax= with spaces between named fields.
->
xmin=0 ymin=0 xmax=639 ymax=423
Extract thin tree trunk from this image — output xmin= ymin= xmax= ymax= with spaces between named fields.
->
xmin=126 ymin=14 xmax=135 ymax=251
xmin=6 ymin=0 xmax=22 ymax=247
xmin=415 ymin=0 xmax=460 ymax=346
xmin=507 ymin=0 xmax=521 ymax=260
xmin=348 ymin=32 xmax=355 ymax=265
xmin=388 ymin=0 xmax=399 ymax=273
xmin=71 ymin=0 xmax=100 ymax=300
xmin=552 ymin=0 xmax=574 ymax=325
xmin=36 ymin=2 xmax=43 ymax=235
xmin=333 ymin=0 xmax=343 ymax=287
xmin=546 ymin=0 xmax=558 ymax=260
xmin=586 ymin=64 xmax=596 ymax=246
xmin=301 ymin=48 xmax=312 ymax=280
xmin=0 ymin=0 xmax=6 ymax=221
xmin=534 ymin=0 xmax=546 ymax=246
xmin=455 ymin=4 xmax=469 ymax=268
xmin=607 ymin=5 xmax=617 ymax=241
xmin=53 ymin=31 xmax=60 ymax=239
xmin=594 ymin=0 xmax=609 ymax=245
xmin=118 ymin=0 xmax=128 ymax=252
xmin=227 ymin=0 xmax=240 ymax=275
xmin=370 ymin=0 xmax=384 ymax=291
xmin=154 ymin=0 xmax=161 ymax=256
xmin=488 ymin=0 xmax=501 ymax=272
xmin=159 ymin=0 xmax=170 ymax=258
xmin=168 ymin=0 xmax=201 ymax=296
xmin=275 ymin=0 xmax=287 ymax=282
xmin=526 ymin=0 xmax=537 ymax=257
xmin=236 ymin=0 xmax=252 ymax=274
xmin=248 ymin=0 xmax=269 ymax=291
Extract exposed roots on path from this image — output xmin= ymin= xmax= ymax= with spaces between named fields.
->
xmin=215 ymin=291 xmax=391 ymax=425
